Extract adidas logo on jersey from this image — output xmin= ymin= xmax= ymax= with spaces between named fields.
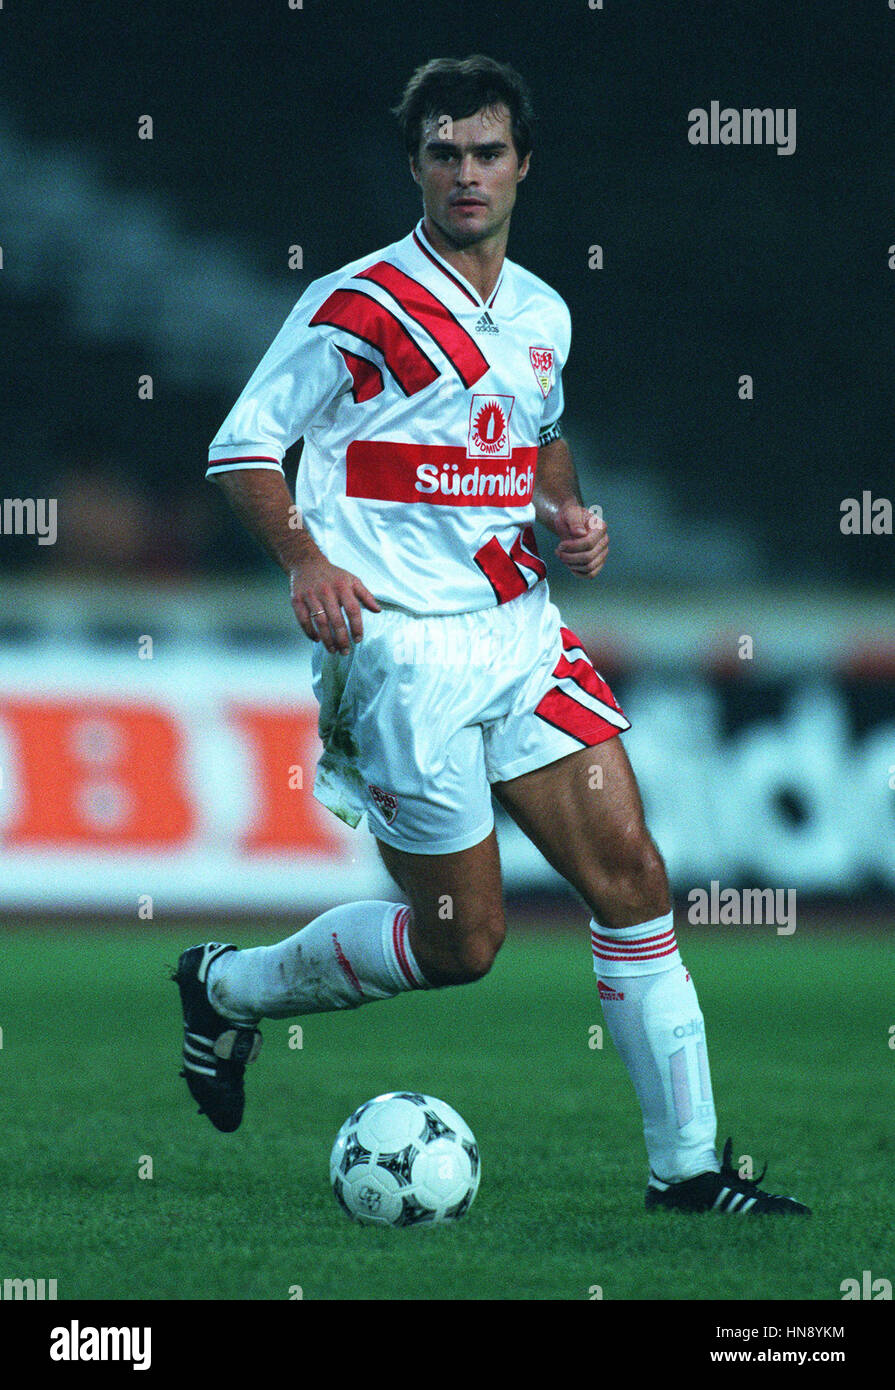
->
xmin=474 ymin=311 xmax=499 ymax=334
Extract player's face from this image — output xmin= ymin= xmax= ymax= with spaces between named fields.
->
xmin=410 ymin=104 xmax=530 ymax=248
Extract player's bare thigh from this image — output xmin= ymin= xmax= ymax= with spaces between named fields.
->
xmin=492 ymin=736 xmax=670 ymax=929
xmin=375 ymin=829 xmax=506 ymax=987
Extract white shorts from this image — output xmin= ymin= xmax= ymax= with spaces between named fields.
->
xmin=311 ymin=581 xmax=630 ymax=855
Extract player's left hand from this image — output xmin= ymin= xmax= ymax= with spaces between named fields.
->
xmin=554 ymin=503 xmax=609 ymax=578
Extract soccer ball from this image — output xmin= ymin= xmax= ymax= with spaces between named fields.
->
xmin=329 ymin=1091 xmax=480 ymax=1227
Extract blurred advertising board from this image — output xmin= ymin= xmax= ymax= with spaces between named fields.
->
xmin=0 ymin=631 xmax=893 ymax=912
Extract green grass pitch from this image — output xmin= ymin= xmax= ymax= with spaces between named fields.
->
xmin=1 ymin=918 xmax=892 ymax=1300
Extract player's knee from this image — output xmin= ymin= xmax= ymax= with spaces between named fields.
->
xmin=618 ymin=823 xmax=667 ymax=885
xmin=591 ymin=824 xmax=670 ymax=923
xmin=429 ymin=913 xmax=505 ymax=985
xmin=635 ymin=833 xmax=670 ymax=907
xmin=456 ymin=924 xmax=505 ymax=982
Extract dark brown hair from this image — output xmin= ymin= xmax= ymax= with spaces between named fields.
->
xmin=392 ymin=55 xmax=536 ymax=162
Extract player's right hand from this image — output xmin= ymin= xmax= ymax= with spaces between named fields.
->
xmin=289 ymin=560 xmax=381 ymax=655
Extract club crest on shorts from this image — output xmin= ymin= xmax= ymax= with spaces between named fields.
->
xmin=467 ymin=394 xmax=513 ymax=459
xmin=529 ymin=346 xmax=555 ymax=399
xmin=368 ymin=783 xmax=398 ymax=824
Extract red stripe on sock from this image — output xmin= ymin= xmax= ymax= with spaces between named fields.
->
xmin=331 ymin=931 xmax=365 ymax=997
xmin=591 ymin=928 xmax=675 ymax=948
xmin=591 ymin=927 xmax=678 ymax=963
xmin=591 ymin=929 xmax=676 ymax=952
xmin=590 ymin=942 xmax=678 ymax=958
xmin=592 ymin=942 xmax=680 ymax=963
xmin=392 ymin=906 xmax=421 ymax=988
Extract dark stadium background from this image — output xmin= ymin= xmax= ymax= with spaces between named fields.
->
xmin=2 ymin=0 xmax=892 ymax=586
xmin=0 ymin=0 xmax=893 ymax=1314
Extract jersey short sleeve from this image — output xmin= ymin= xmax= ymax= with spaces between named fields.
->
xmin=207 ymin=287 xmax=352 ymax=476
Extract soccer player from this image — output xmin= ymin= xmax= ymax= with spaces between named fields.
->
xmin=175 ymin=56 xmax=808 ymax=1216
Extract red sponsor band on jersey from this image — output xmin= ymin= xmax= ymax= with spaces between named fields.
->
xmin=345 ymin=442 xmax=537 ymax=507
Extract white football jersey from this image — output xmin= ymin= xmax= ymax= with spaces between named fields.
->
xmin=207 ymin=219 xmax=571 ymax=614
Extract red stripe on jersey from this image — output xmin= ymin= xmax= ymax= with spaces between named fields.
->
xmin=309 ymin=288 xmax=438 ymax=396
xmin=355 ymin=261 xmax=490 ymax=389
xmin=509 ymin=525 xmax=546 ymax=580
xmin=473 ymin=535 xmax=529 ymax=605
xmin=534 ymin=686 xmax=623 ymax=746
xmin=336 ymin=347 xmax=384 ymax=403
xmin=345 ymin=442 xmax=537 ymax=507
xmin=208 ymin=455 xmax=281 ymax=466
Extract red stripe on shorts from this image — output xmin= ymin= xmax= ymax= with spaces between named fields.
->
xmin=534 ymin=686 xmax=623 ymax=746
xmin=554 ymin=653 xmax=624 ymax=713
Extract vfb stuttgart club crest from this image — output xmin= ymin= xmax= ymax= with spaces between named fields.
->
xmin=529 ymin=346 xmax=555 ymax=399
xmin=467 ymin=394 xmax=514 ymax=460
xmin=368 ymin=783 xmax=398 ymax=825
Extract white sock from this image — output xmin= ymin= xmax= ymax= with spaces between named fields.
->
xmin=591 ymin=911 xmax=719 ymax=1183
xmin=207 ymin=901 xmax=429 ymax=1024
